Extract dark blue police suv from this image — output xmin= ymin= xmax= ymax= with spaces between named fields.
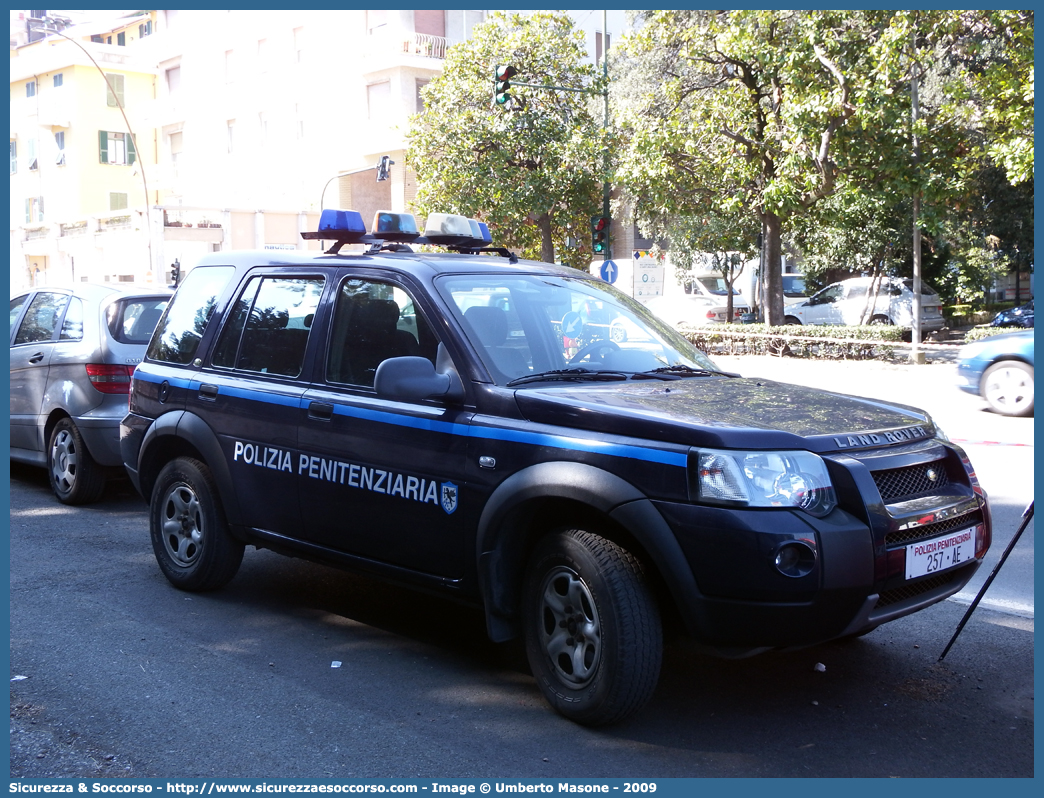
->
xmin=122 ymin=210 xmax=991 ymax=726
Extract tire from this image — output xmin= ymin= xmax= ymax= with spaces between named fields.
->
xmin=522 ymin=528 xmax=662 ymax=726
xmin=870 ymin=315 xmax=892 ymax=326
xmin=48 ymin=418 xmax=106 ymax=505
xmin=784 ymin=316 xmax=801 ymax=326
xmin=150 ymin=457 xmax=244 ymax=591
xmin=981 ymin=360 xmax=1034 ymax=417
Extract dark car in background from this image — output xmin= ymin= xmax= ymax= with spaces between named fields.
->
xmin=10 ymin=284 xmax=171 ymax=504
xmin=988 ymin=299 xmax=1034 ymax=328
xmin=956 ymin=330 xmax=1034 ymax=417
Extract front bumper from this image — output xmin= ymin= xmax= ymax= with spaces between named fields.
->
xmin=653 ymin=440 xmax=990 ymax=649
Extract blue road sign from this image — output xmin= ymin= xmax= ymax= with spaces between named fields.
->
xmin=561 ymin=311 xmax=584 ymax=337
xmin=599 ymin=260 xmax=618 ymax=284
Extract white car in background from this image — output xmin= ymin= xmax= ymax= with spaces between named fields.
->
xmin=643 ymin=293 xmax=744 ymax=327
xmin=784 ymin=276 xmax=945 ymax=333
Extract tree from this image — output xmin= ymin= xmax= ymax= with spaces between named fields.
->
xmin=613 ymin=10 xmax=1026 ymax=324
xmin=615 ymin=11 xmax=899 ymax=324
xmin=405 ymin=11 xmax=609 ymax=269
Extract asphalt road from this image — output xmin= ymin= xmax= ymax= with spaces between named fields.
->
xmin=8 ymin=357 xmax=1035 ymax=781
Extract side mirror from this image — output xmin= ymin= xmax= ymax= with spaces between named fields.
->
xmin=374 ymin=354 xmax=464 ymax=402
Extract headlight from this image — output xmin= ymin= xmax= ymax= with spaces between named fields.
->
xmin=692 ymin=448 xmax=837 ymax=517
xmin=933 ymin=422 xmax=950 ymax=442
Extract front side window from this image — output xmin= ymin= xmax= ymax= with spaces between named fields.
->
xmin=212 ymin=275 xmax=325 ymax=377
xmin=10 ymin=295 xmax=29 ymax=334
xmin=326 ymin=278 xmax=434 ymax=388
xmin=14 ymin=292 xmax=70 ymax=345
xmin=436 ymin=274 xmax=718 ymax=386
xmin=148 ymin=266 xmax=235 ymax=364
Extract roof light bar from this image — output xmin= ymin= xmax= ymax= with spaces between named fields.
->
xmin=372 ymin=211 xmax=421 ymax=242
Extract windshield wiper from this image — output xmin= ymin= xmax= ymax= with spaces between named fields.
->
xmin=506 ymin=368 xmax=629 ymax=387
xmin=631 ymin=365 xmax=740 ymax=380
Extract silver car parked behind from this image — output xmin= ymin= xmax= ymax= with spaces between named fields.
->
xmin=10 ymin=284 xmax=170 ymax=504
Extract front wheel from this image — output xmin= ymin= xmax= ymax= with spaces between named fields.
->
xmin=982 ymin=360 xmax=1034 ymax=417
xmin=783 ymin=316 xmax=801 ymax=326
xmin=522 ymin=528 xmax=662 ymax=726
xmin=48 ymin=418 xmax=106 ymax=505
xmin=150 ymin=457 xmax=244 ymax=591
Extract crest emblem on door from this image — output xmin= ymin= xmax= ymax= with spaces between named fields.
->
xmin=440 ymin=482 xmax=458 ymax=515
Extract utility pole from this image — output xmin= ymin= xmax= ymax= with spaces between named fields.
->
xmin=492 ymin=11 xmax=612 ymax=260
xmin=601 ymin=9 xmax=611 ymax=261
xmin=910 ymin=24 xmax=924 ymax=363
xmin=34 ymin=18 xmax=154 ymax=281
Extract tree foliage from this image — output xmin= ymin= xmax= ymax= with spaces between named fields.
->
xmin=612 ymin=10 xmax=1033 ymax=319
xmin=405 ymin=11 xmax=609 ymax=268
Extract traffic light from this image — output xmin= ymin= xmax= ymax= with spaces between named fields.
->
xmin=376 ymin=155 xmax=394 ymax=182
xmin=170 ymin=258 xmax=181 ymax=287
xmin=494 ymin=64 xmax=517 ymax=106
xmin=590 ymin=216 xmax=609 ymax=254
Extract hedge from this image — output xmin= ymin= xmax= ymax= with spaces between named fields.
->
xmin=963 ymin=325 xmax=1031 ymax=343
xmin=681 ymin=323 xmax=906 ymax=360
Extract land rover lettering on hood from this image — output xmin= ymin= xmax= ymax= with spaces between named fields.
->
xmin=121 ymin=210 xmax=991 ymax=727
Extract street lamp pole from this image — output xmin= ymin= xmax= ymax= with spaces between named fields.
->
xmin=33 ymin=19 xmax=154 ymax=280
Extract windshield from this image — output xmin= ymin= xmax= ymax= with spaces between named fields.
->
xmin=781 ymin=275 xmax=807 ymax=297
xmin=696 ymin=276 xmax=740 ymax=296
xmin=901 ymin=279 xmax=939 ymax=296
xmin=436 ymin=273 xmax=721 ymax=386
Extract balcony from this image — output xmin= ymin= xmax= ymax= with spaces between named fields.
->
xmin=363 ymin=30 xmax=447 ymax=76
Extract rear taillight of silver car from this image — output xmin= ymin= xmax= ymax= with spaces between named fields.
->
xmin=85 ymin=364 xmax=135 ymax=394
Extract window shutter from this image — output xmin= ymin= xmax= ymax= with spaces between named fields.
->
xmin=38 ymin=196 xmax=44 ymax=222
xmin=25 ymin=199 xmax=31 ymax=224
xmin=99 ymin=131 xmax=109 ymax=163
xmin=127 ymin=134 xmax=137 ymax=165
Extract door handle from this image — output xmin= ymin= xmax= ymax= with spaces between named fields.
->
xmin=198 ymin=384 xmax=218 ymax=400
xmin=308 ymin=401 xmax=333 ymax=421
xmin=28 ymin=352 xmax=45 ymax=364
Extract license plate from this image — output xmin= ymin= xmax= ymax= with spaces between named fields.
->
xmin=905 ymin=527 xmax=977 ymax=579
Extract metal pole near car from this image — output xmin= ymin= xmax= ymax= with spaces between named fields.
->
xmin=938 ymin=501 xmax=1034 ymax=662
xmin=909 ymin=23 xmax=924 ymax=363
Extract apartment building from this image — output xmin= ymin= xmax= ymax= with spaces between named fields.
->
xmin=10 ymin=9 xmax=626 ymax=292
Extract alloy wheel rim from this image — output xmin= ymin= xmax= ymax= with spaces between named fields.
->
xmin=50 ymin=429 xmax=77 ymax=492
xmin=985 ymin=367 xmax=1033 ymax=412
xmin=538 ymin=565 xmax=602 ymax=688
xmin=161 ymin=483 xmax=204 ymax=567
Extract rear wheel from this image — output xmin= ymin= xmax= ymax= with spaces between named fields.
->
xmin=522 ymin=528 xmax=662 ymax=726
xmin=981 ymin=360 xmax=1034 ymax=417
xmin=150 ymin=457 xmax=244 ymax=591
xmin=48 ymin=418 xmax=106 ymax=505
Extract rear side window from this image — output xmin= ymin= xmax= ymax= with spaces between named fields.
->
xmin=212 ymin=275 xmax=325 ymax=377
xmin=13 ymin=292 xmax=69 ymax=345
xmin=149 ymin=266 xmax=234 ymax=364
xmin=59 ymin=298 xmax=84 ymax=340
xmin=107 ymin=296 xmax=170 ymax=344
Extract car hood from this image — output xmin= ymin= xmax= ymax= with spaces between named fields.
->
xmin=513 ymin=376 xmax=936 ymax=454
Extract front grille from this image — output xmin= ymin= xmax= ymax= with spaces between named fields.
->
xmin=872 ymin=461 xmax=951 ymax=502
xmin=885 ymin=512 xmax=982 ymax=548
xmin=876 ymin=570 xmax=958 ymax=608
